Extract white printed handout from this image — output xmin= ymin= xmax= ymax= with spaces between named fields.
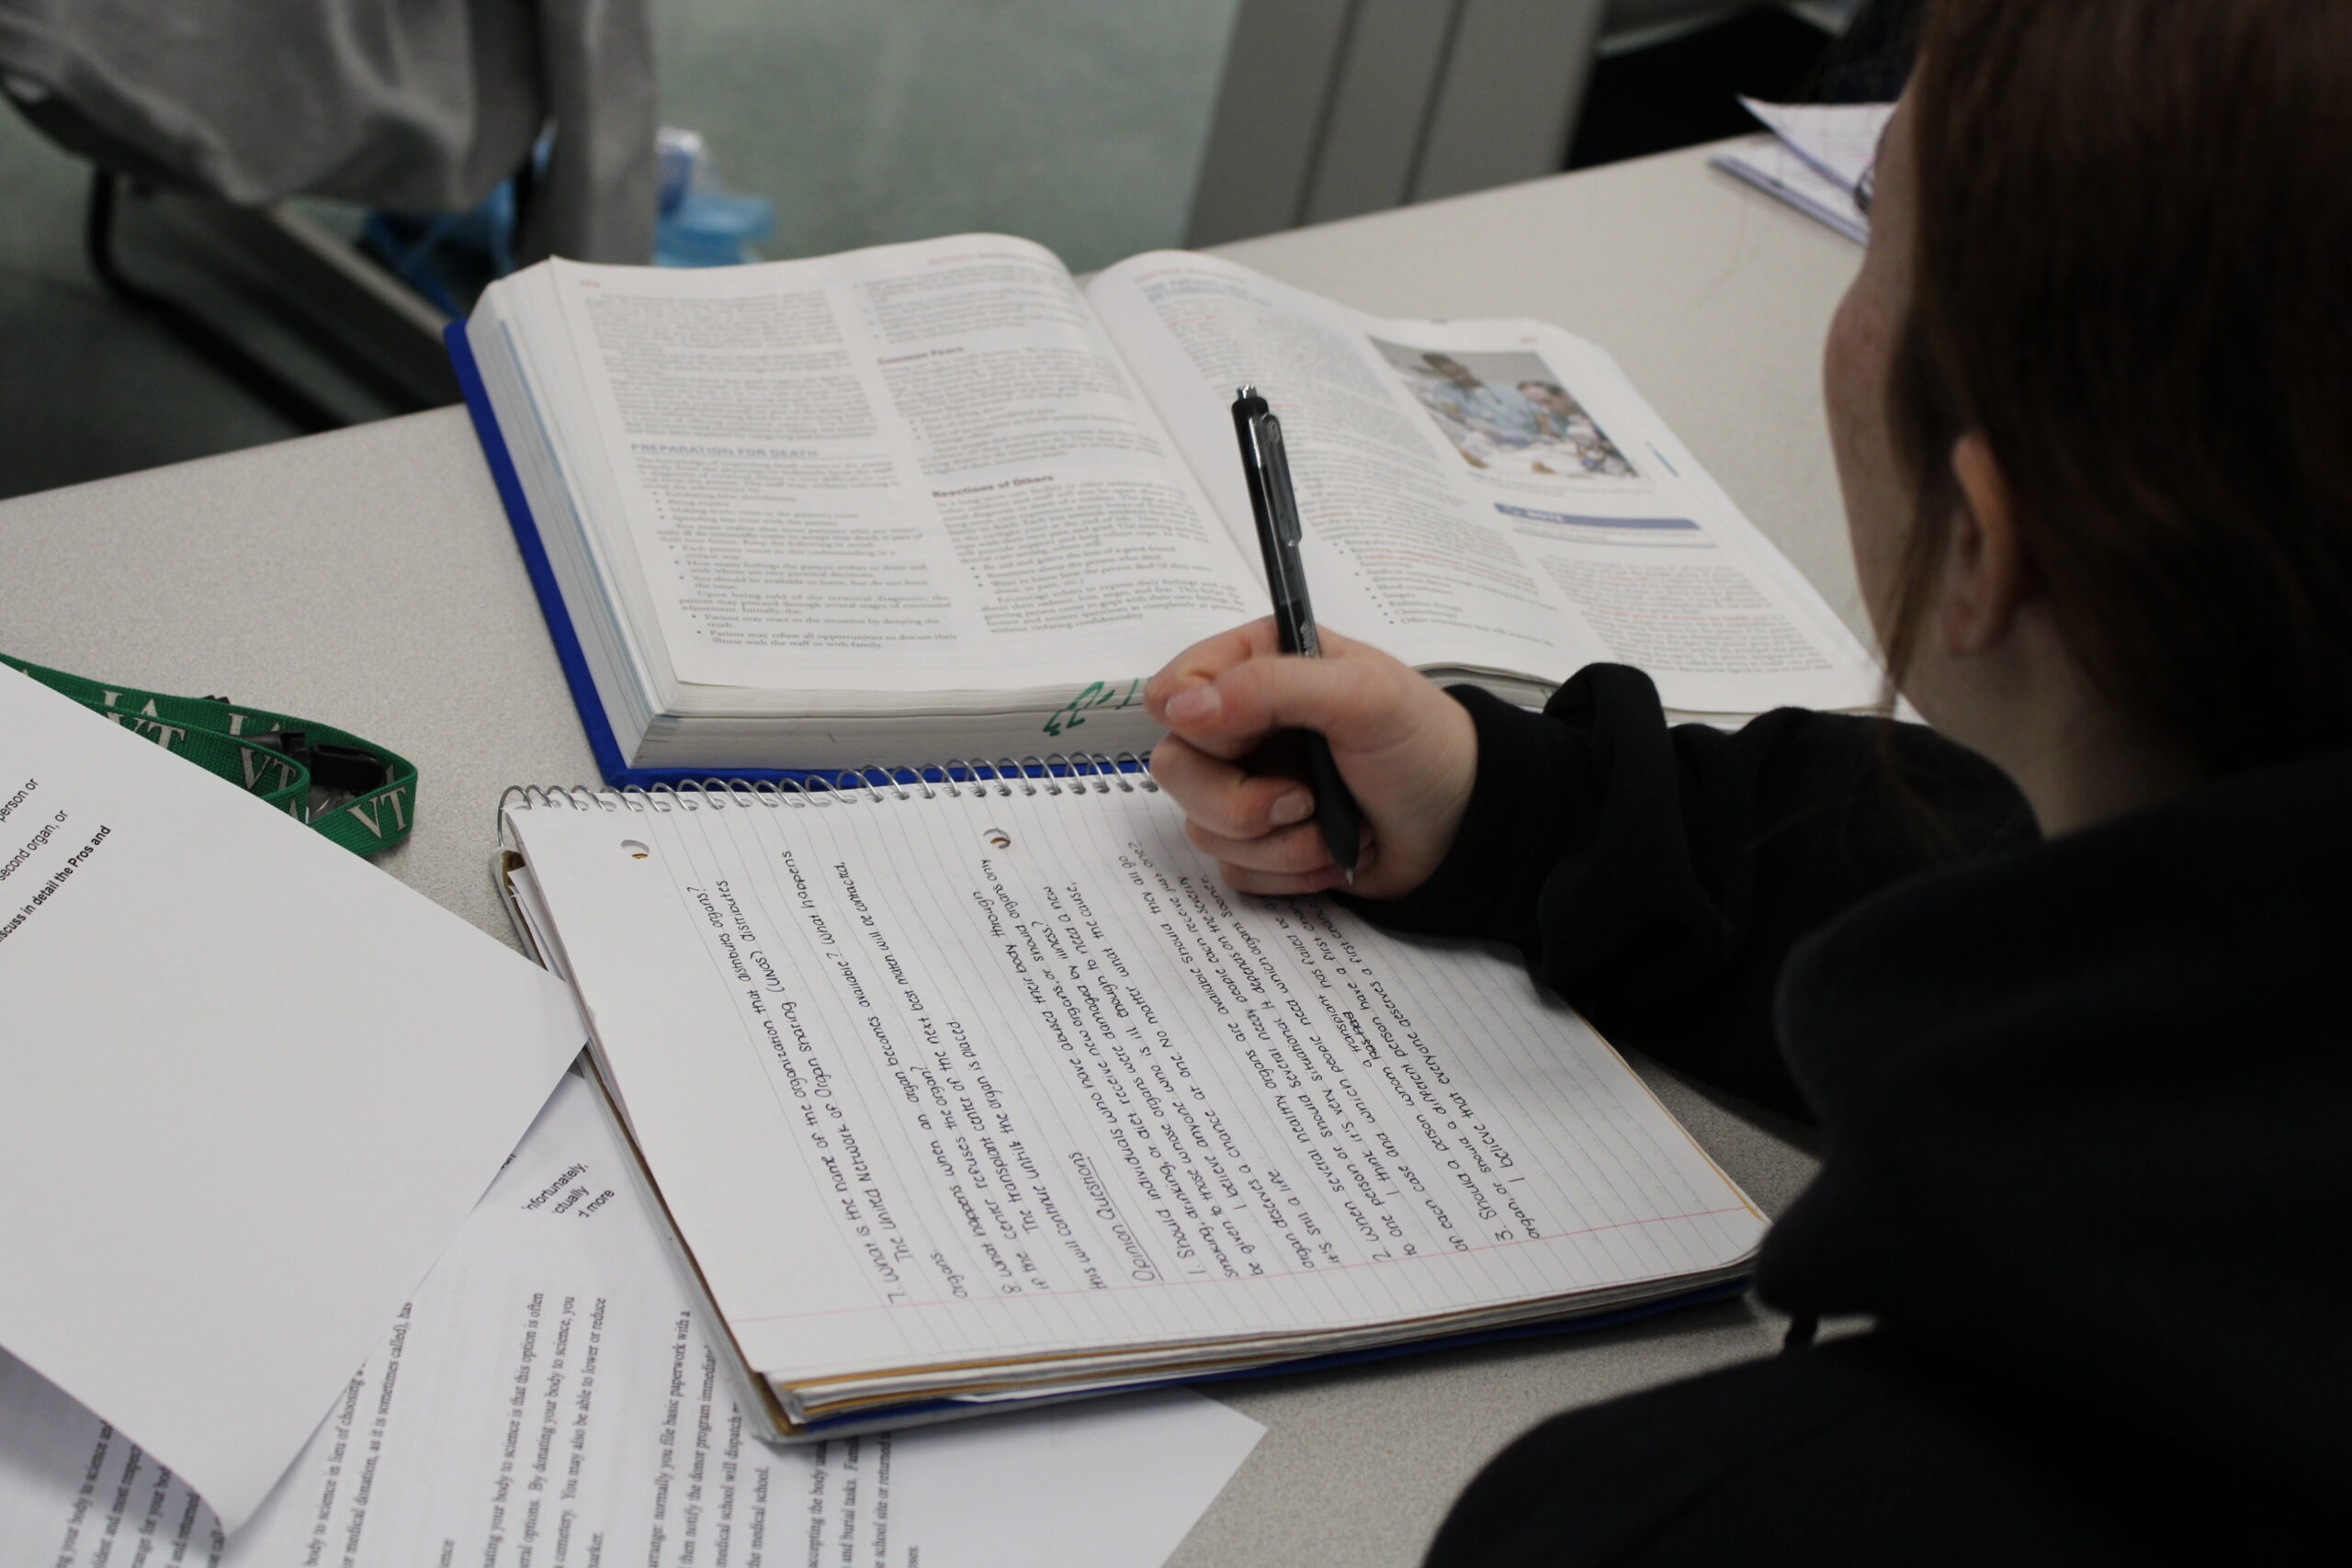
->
xmin=0 ymin=667 xmax=582 ymax=1532
xmin=0 ymin=1073 xmax=1265 ymax=1566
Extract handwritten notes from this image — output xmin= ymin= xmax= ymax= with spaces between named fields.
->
xmin=505 ymin=779 xmax=1762 ymax=1418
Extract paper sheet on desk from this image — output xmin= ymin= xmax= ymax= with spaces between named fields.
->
xmin=0 ymin=1074 xmax=1265 ymax=1567
xmin=1739 ymin=99 xmax=1895 ymax=194
xmin=0 ymin=668 xmax=583 ymax=1533
xmin=1713 ymin=101 xmax=1895 ymax=246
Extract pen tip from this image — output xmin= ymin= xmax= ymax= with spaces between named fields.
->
xmin=1341 ymin=867 xmax=1356 ymax=887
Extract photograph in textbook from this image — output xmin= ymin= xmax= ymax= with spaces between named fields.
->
xmin=1371 ymin=341 xmax=1638 ymax=481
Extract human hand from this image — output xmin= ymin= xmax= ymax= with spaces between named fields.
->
xmin=1144 ymin=619 xmax=1477 ymax=898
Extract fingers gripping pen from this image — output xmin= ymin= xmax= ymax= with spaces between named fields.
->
xmin=1231 ymin=386 xmax=1363 ymax=884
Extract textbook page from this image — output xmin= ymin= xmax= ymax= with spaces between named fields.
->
xmin=1086 ymin=252 xmax=1883 ymax=716
xmin=505 ymin=784 xmax=1764 ymax=1398
xmin=483 ymin=237 xmax=1261 ymax=709
xmin=0 ymin=669 xmax=582 ymax=1534
xmin=0 ymin=1074 xmax=1265 ymax=1568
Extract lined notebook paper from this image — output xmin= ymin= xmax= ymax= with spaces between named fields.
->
xmin=503 ymin=773 xmax=1764 ymax=1430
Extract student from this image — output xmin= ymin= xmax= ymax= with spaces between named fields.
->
xmin=1143 ymin=1 xmax=2346 ymax=1560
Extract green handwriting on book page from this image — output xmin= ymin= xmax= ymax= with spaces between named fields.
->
xmin=1042 ymin=677 xmax=1144 ymax=739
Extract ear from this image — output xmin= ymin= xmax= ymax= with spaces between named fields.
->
xmin=1937 ymin=433 xmax=2030 ymax=656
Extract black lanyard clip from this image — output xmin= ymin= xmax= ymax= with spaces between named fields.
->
xmin=247 ymin=729 xmax=390 ymax=795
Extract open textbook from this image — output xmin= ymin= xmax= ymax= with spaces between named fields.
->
xmin=453 ymin=236 xmax=1881 ymax=782
xmin=495 ymin=766 xmax=1767 ymax=1438
xmin=0 ymin=1074 xmax=1265 ymax=1567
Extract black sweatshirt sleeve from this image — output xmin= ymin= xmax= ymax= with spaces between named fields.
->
xmin=1345 ymin=665 xmax=2035 ymax=1122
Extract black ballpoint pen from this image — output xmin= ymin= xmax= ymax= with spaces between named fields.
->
xmin=1230 ymin=385 xmax=1363 ymax=885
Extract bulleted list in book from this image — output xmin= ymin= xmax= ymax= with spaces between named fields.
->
xmin=459 ymin=233 xmax=1881 ymax=777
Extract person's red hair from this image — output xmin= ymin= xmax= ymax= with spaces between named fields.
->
xmin=1885 ymin=0 xmax=2352 ymax=773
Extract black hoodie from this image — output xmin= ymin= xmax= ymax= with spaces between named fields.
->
xmin=1352 ymin=666 xmax=2342 ymax=1562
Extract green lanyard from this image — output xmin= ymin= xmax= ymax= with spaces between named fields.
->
xmin=5 ymin=653 xmax=418 ymax=856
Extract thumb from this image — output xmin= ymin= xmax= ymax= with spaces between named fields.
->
xmin=1163 ymin=651 xmax=1405 ymax=763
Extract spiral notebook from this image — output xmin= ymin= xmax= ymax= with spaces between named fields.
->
xmin=496 ymin=760 xmax=1766 ymax=1440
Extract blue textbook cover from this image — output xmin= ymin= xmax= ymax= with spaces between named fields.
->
xmin=449 ymin=321 xmax=689 ymax=789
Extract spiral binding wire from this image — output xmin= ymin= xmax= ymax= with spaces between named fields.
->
xmin=498 ymin=754 xmax=1157 ymax=833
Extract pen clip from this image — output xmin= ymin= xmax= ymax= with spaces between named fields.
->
xmin=1254 ymin=418 xmax=1303 ymax=547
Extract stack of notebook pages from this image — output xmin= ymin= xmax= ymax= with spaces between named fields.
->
xmin=497 ymin=764 xmax=1768 ymax=1437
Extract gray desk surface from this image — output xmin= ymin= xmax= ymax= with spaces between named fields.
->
xmin=2 ymin=141 xmax=1859 ymax=1566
